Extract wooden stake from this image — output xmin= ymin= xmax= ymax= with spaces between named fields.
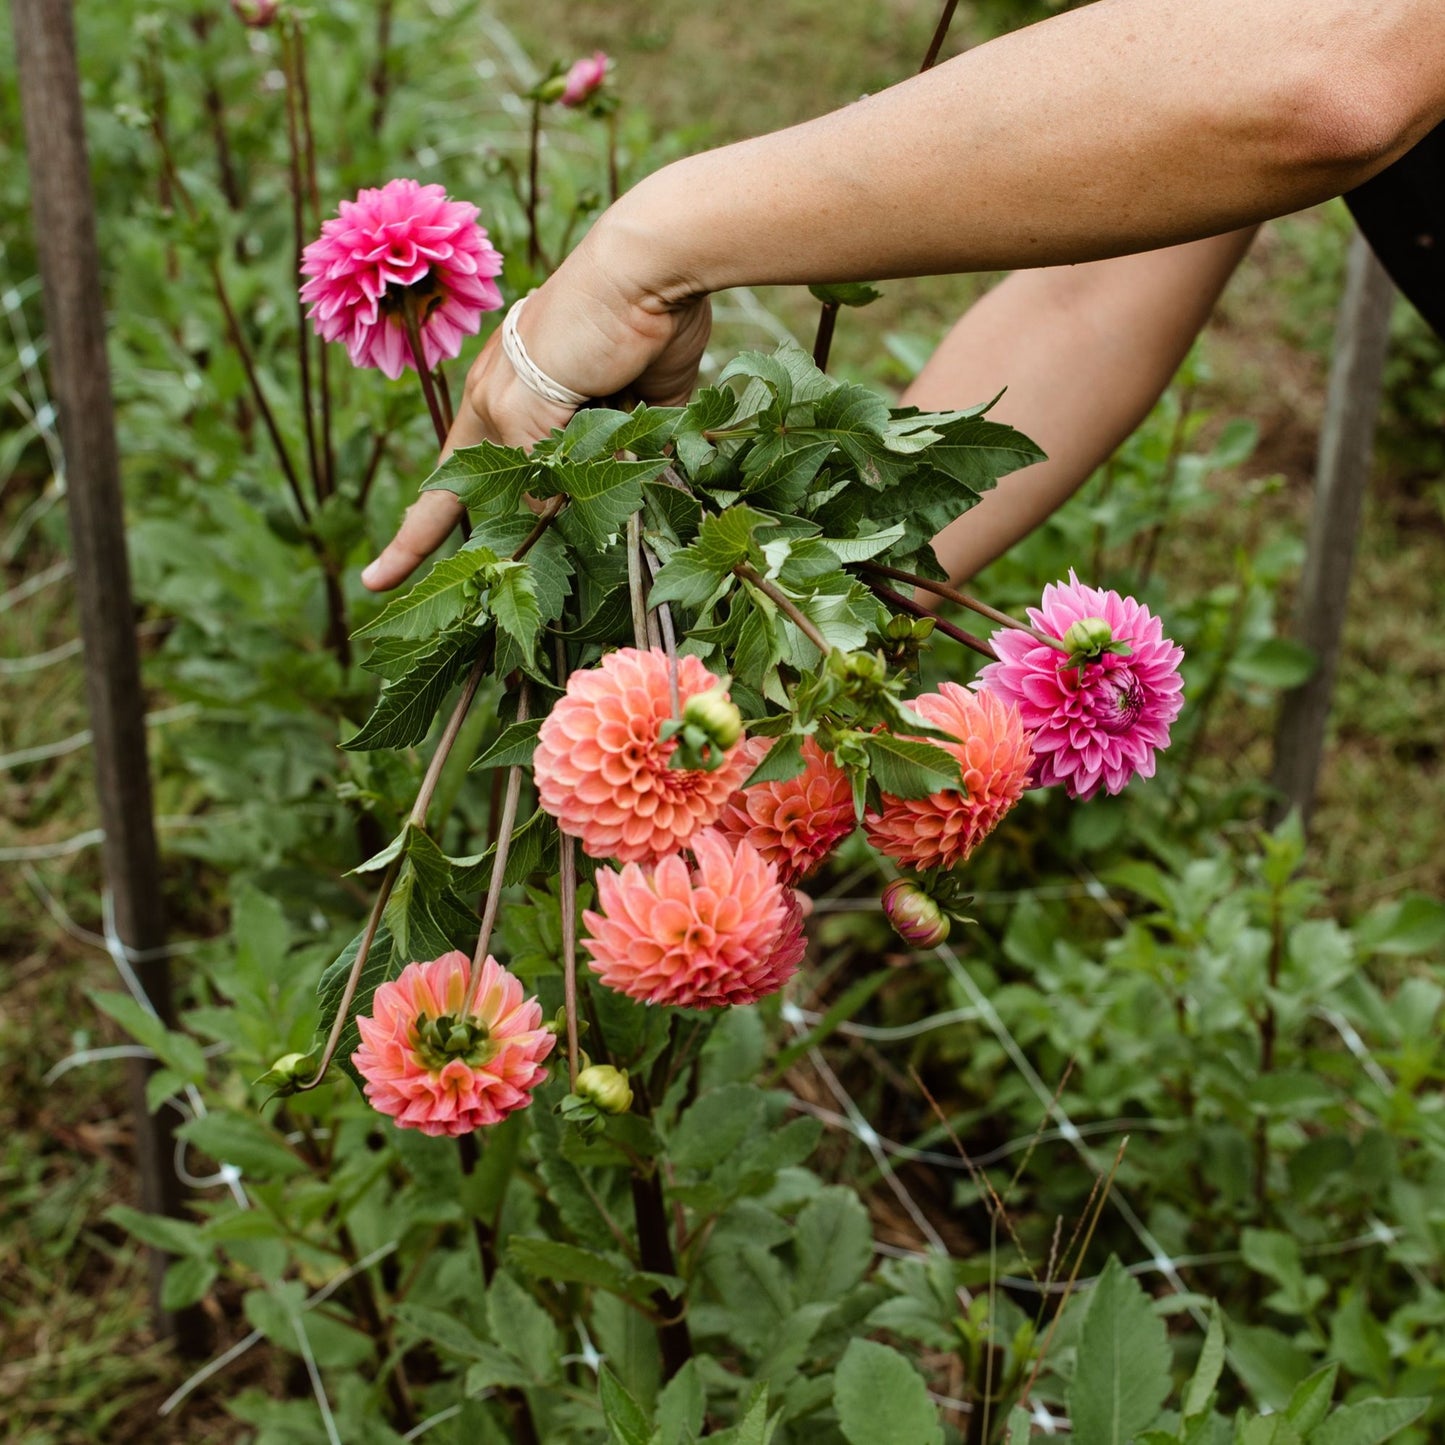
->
xmin=1270 ymin=233 xmax=1394 ymax=826
xmin=12 ymin=0 xmax=199 ymax=1349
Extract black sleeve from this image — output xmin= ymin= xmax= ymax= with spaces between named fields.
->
xmin=1345 ymin=122 xmax=1445 ymax=339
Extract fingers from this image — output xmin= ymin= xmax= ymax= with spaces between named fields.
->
xmin=361 ymin=488 xmax=464 ymax=591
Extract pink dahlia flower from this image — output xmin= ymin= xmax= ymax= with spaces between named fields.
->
xmin=582 ymin=829 xmax=805 ymax=1008
xmin=352 ymin=952 xmax=553 ymax=1137
xmin=560 ymin=51 xmax=610 ymax=107
xmin=300 ymin=179 xmax=503 ymax=380
xmin=865 ymin=684 xmax=1033 ymax=872
xmin=534 ymin=648 xmax=752 ymax=864
xmin=977 ymin=573 xmax=1184 ymax=800
xmin=715 ymin=736 xmax=855 ymax=884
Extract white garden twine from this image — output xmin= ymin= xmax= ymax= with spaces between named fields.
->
xmin=500 ymin=294 xmax=588 ymax=409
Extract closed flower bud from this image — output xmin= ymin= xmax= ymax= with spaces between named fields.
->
xmin=574 ymin=1064 xmax=633 ymax=1115
xmin=253 ymin=1051 xmax=315 ymax=1097
xmin=881 ymin=878 xmax=950 ymax=949
xmin=681 ymin=685 xmax=744 ymax=751
xmin=231 ymin=0 xmax=280 ymax=27
xmin=1061 ymin=615 xmax=1115 ymax=660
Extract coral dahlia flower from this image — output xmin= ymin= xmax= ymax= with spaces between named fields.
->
xmin=715 ymin=736 xmax=855 ymax=884
xmin=352 ymin=952 xmax=553 ymax=1137
xmin=300 ymin=179 xmax=503 ymax=380
xmin=534 ymin=648 xmax=752 ymax=864
xmin=866 ymin=684 xmax=1033 ymax=872
xmin=582 ymin=829 xmax=805 ymax=1008
xmin=977 ymin=573 xmax=1184 ymax=800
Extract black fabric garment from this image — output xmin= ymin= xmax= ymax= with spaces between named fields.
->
xmin=1346 ymin=122 xmax=1445 ymax=339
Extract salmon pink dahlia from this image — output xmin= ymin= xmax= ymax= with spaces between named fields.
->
xmin=716 ymin=736 xmax=855 ymax=884
xmin=866 ymin=684 xmax=1033 ymax=872
xmin=352 ymin=952 xmax=553 ymax=1137
xmin=300 ymin=179 xmax=503 ymax=380
xmin=977 ymin=573 xmax=1184 ymax=800
xmin=582 ymin=829 xmax=806 ymax=1008
xmin=534 ymin=648 xmax=751 ymax=864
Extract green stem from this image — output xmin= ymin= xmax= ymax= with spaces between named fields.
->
xmin=734 ymin=561 xmax=831 ymax=656
xmin=858 ymin=560 xmax=1064 ymax=648
xmin=864 ymin=578 xmax=996 ymax=660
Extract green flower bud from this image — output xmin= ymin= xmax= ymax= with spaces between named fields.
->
xmin=253 ymin=1051 xmax=316 ymax=1097
xmin=574 ymin=1064 xmax=633 ymax=1115
xmin=881 ymin=878 xmax=950 ymax=950
xmin=681 ymin=686 xmax=744 ymax=752
xmin=533 ymin=73 xmax=568 ymax=104
xmin=1061 ymin=616 xmax=1114 ymax=658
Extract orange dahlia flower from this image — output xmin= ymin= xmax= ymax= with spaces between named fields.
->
xmin=865 ymin=684 xmax=1033 ymax=872
xmin=581 ymin=828 xmax=806 ymax=1008
xmin=715 ymin=736 xmax=855 ymax=884
xmin=533 ymin=647 xmax=751 ymax=863
xmin=352 ymin=952 xmax=554 ymax=1136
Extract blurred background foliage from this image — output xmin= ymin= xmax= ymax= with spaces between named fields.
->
xmin=1 ymin=0 xmax=1443 ymax=1440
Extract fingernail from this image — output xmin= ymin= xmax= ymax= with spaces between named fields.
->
xmin=361 ymin=560 xmax=382 ymax=587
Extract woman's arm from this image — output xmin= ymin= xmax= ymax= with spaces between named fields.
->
xmin=364 ymin=0 xmax=1445 ymax=590
xmin=915 ymin=229 xmax=1257 ymax=583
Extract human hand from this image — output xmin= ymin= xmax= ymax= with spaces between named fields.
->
xmin=361 ymin=217 xmax=711 ymax=592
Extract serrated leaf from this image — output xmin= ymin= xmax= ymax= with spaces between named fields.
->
xmin=548 ymin=455 xmax=670 ymax=550
xmin=450 ymin=807 xmax=557 ymax=895
xmin=925 ymin=413 xmax=1046 ymax=490
xmin=648 ymin=506 xmax=777 ymax=608
xmin=600 ymin=1364 xmax=653 ymax=1445
xmin=310 ymin=921 xmax=396 ymax=1089
xmin=809 ymin=281 xmax=883 ymax=307
xmin=471 ymin=716 xmax=544 ymax=771
xmin=343 ymin=626 xmax=479 ymax=752
xmin=1311 ymin=1398 xmax=1430 ymax=1445
xmin=792 ymin=1188 xmax=872 ymax=1303
xmin=488 ymin=1270 xmax=560 ymax=1383
xmin=744 ymin=734 xmax=806 ymax=787
xmin=392 ymin=1302 xmax=496 ymax=1362
xmin=1067 ymin=1256 xmax=1171 ymax=1445
xmin=509 ymin=1238 xmax=630 ymax=1296
xmin=489 ymin=560 xmax=542 ymax=666
xmin=177 ymin=1112 xmax=308 ymax=1180
xmin=1004 ymin=1405 xmax=1034 ymax=1442
xmin=834 ymin=1339 xmax=944 ymax=1445
xmin=161 ymin=1255 xmax=218 ymax=1311
xmin=1183 ymin=1306 xmax=1227 ymax=1419
xmin=863 ymin=734 xmax=962 ymax=798
xmin=656 ymin=1360 xmax=705 ymax=1444
xmin=354 ymin=548 xmax=492 ymax=640
xmin=1284 ymin=1363 xmax=1339 ymax=1433
xmin=107 ymin=1204 xmax=208 ymax=1257
xmin=422 ymin=438 xmax=539 ymax=512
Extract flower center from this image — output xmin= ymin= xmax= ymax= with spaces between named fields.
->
xmin=1096 ymin=666 xmax=1145 ymax=734
xmin=410 ymin=1011 xmax=494 ymax=1072
xmin=379 ymin=272 xmax=446 ymax=323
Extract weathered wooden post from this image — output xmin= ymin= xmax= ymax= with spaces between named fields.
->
xmin=1270 ymin=233 xmax=1394 ymax=826
xmin=12 ymin=0 xmax=198 ymax=1346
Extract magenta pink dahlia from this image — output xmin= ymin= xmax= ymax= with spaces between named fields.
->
xmin=533 ymin=648 xmax=752 ymax=864
xmin=715 ymin=736 xmax=855 ymax=884
xmin=300 ymin=179 xmax=503 ymax=380
xmin=865 ymin=684 xmax=1033 ymax=872
xmin=976 ymin=572 xmax=1184 ymax=800
xmin=582 ymin=829 xmax=806 ymax=1008
xmin=352 ymin=952 xmax=553 ymax=1136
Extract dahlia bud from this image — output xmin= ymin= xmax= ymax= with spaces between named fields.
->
xmin=1060 ymin=615 xmax=1132 ymax=672
xmin=533 ymin=72 xmax=569 ymax=104
xmin=881 ymin=878 xmax=950 ymax=949
xmin=253 ymin=1051 xmax=315 ymax=1097
xmin=574 ymin=1064 xmax=633 ymax=1115
xmin=559 ymin=51 xmax=610 ymax=108
xmin=230 ymin=0 xmax=280 ymax=27
xmin=681 ymin=686 xmax=744 ymax=751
